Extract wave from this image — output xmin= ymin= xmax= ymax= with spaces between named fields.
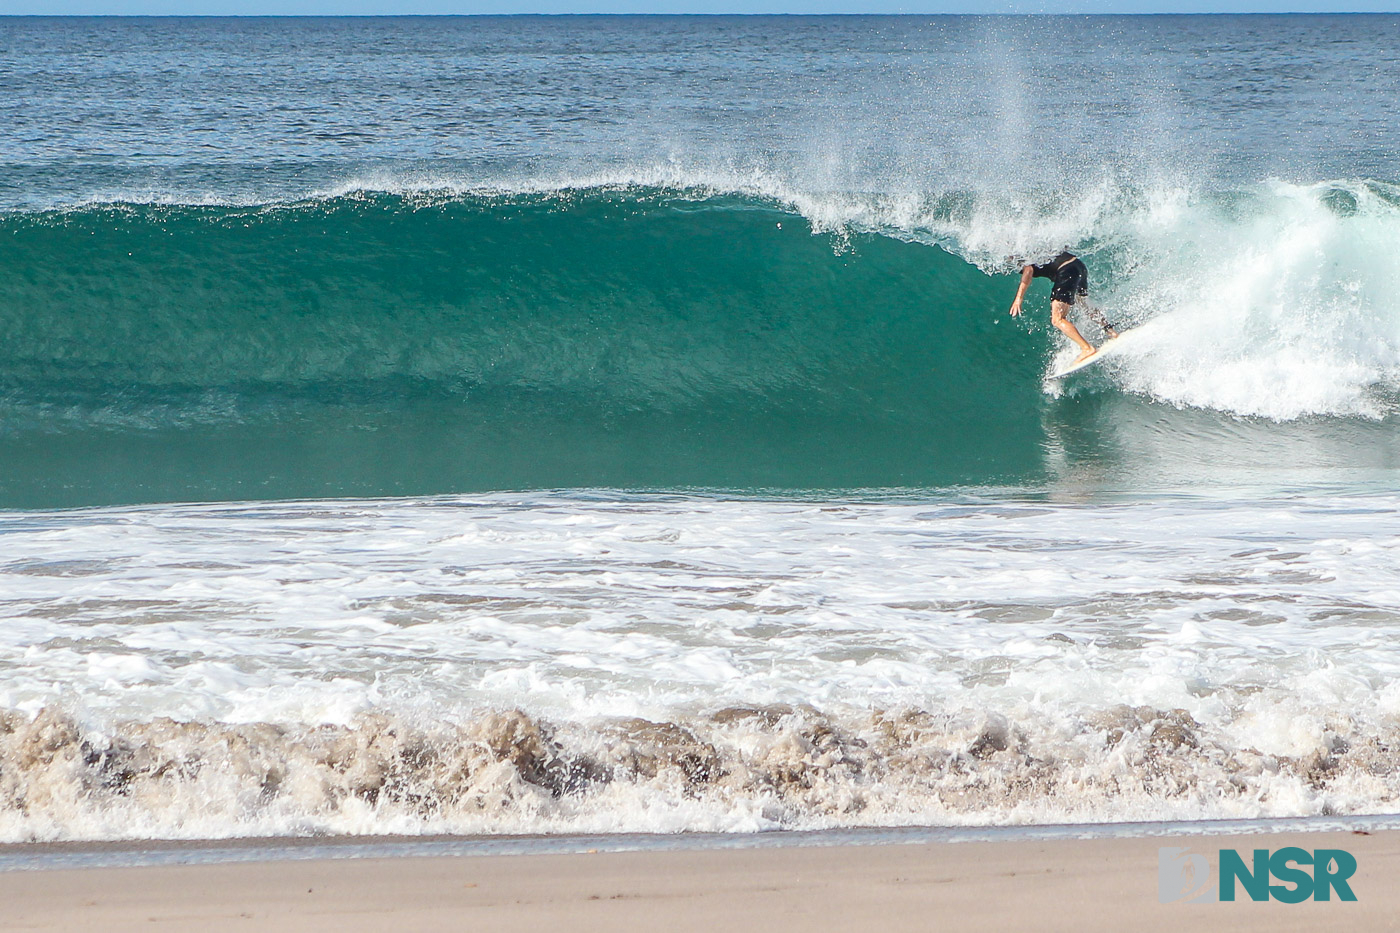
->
xmin=1 ymin=179 xmax=1399 ymax=505
xmin=3 ymin=187 xmax=997 ymax=406
xmin=0 ymin=700 xmax=1388 ymax=842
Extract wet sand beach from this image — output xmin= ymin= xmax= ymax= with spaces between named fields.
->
xmin=1 ymin=828 xmax=1393 ymax=933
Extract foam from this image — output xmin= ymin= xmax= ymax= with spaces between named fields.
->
xmin=2 ymin=492 xmax=1400 ymax=840
xmin=0 ymin=697 xmax=1395 ymax=843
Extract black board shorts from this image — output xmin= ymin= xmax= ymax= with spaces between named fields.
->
xmin=1050 ymin=258 xmax=1089 ymax=305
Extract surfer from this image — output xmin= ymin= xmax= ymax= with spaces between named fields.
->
xmin=1008 ymin=251 xmax=1118 ymax=365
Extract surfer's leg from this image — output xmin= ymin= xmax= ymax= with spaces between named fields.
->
xmin=1051 ymin=300 xmax=1097 ymax=363
xmin=1080 ymin=299 xmax=1119 ymax=339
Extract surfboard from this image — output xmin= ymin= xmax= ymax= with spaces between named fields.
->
xmin=1049 ymin=326 xmax=1142 ymax=379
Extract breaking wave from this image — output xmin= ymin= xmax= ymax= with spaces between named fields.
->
xmin=1 ymin=177 xmax=1398 ymax=506
xmin=1 ymin=701 xmax=1391 ymax=842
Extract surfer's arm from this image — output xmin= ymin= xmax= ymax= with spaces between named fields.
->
xmin=1009 ymin=265 xmax=1034 ymax=317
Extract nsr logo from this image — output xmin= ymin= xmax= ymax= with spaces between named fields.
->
xmin=1159 ymin=846 xmax=1358 ymax=903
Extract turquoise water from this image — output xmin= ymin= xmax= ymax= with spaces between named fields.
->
xmin=3 ymin=16 xmax=1400 ymax=505
xmin=1 ymin=192 xmax=1043 ymax=503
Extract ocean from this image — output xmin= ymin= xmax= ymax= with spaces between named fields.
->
xmin=2 ymin=13 xmax=1399 ymax=842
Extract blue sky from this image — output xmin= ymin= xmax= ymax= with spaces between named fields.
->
xmin=6 ymin=0 xmax=1396 ymax=13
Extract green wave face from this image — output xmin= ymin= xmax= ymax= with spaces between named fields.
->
xmin=0 ymin=191 xmax=1051 ymax=507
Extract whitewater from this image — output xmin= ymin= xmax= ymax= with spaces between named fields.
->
xmin=2 ymin=13 xmax=1400 ymax=841
xmin=5 ymin=491 xmax=1400 ymax=840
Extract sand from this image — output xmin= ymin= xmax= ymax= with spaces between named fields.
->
xmin=0 ymin=828 xmax=1394 ymax=932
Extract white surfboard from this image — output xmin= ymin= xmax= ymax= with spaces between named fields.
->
xmin=1049 ymin=326 xmax=1143 ymax=379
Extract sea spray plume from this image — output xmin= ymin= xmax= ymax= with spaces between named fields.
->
xmin=1099 ymin=179 xmax=1400 ymax=419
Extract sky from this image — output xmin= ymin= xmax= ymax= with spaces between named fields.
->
xmin=4 ymin=0 xmax=1396 ymax=13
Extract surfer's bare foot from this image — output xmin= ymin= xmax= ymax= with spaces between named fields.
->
xmin=1103 ymin=325 xmax=1119 ymax=339
xmin=1072 ymin=347 xmax=1098 ymax=365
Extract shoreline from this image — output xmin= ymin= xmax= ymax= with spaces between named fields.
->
xmin=3 ymin=812 xmax=1398 ymax=871
xmin=1 ymin=821 xmax=1393 ymax=933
